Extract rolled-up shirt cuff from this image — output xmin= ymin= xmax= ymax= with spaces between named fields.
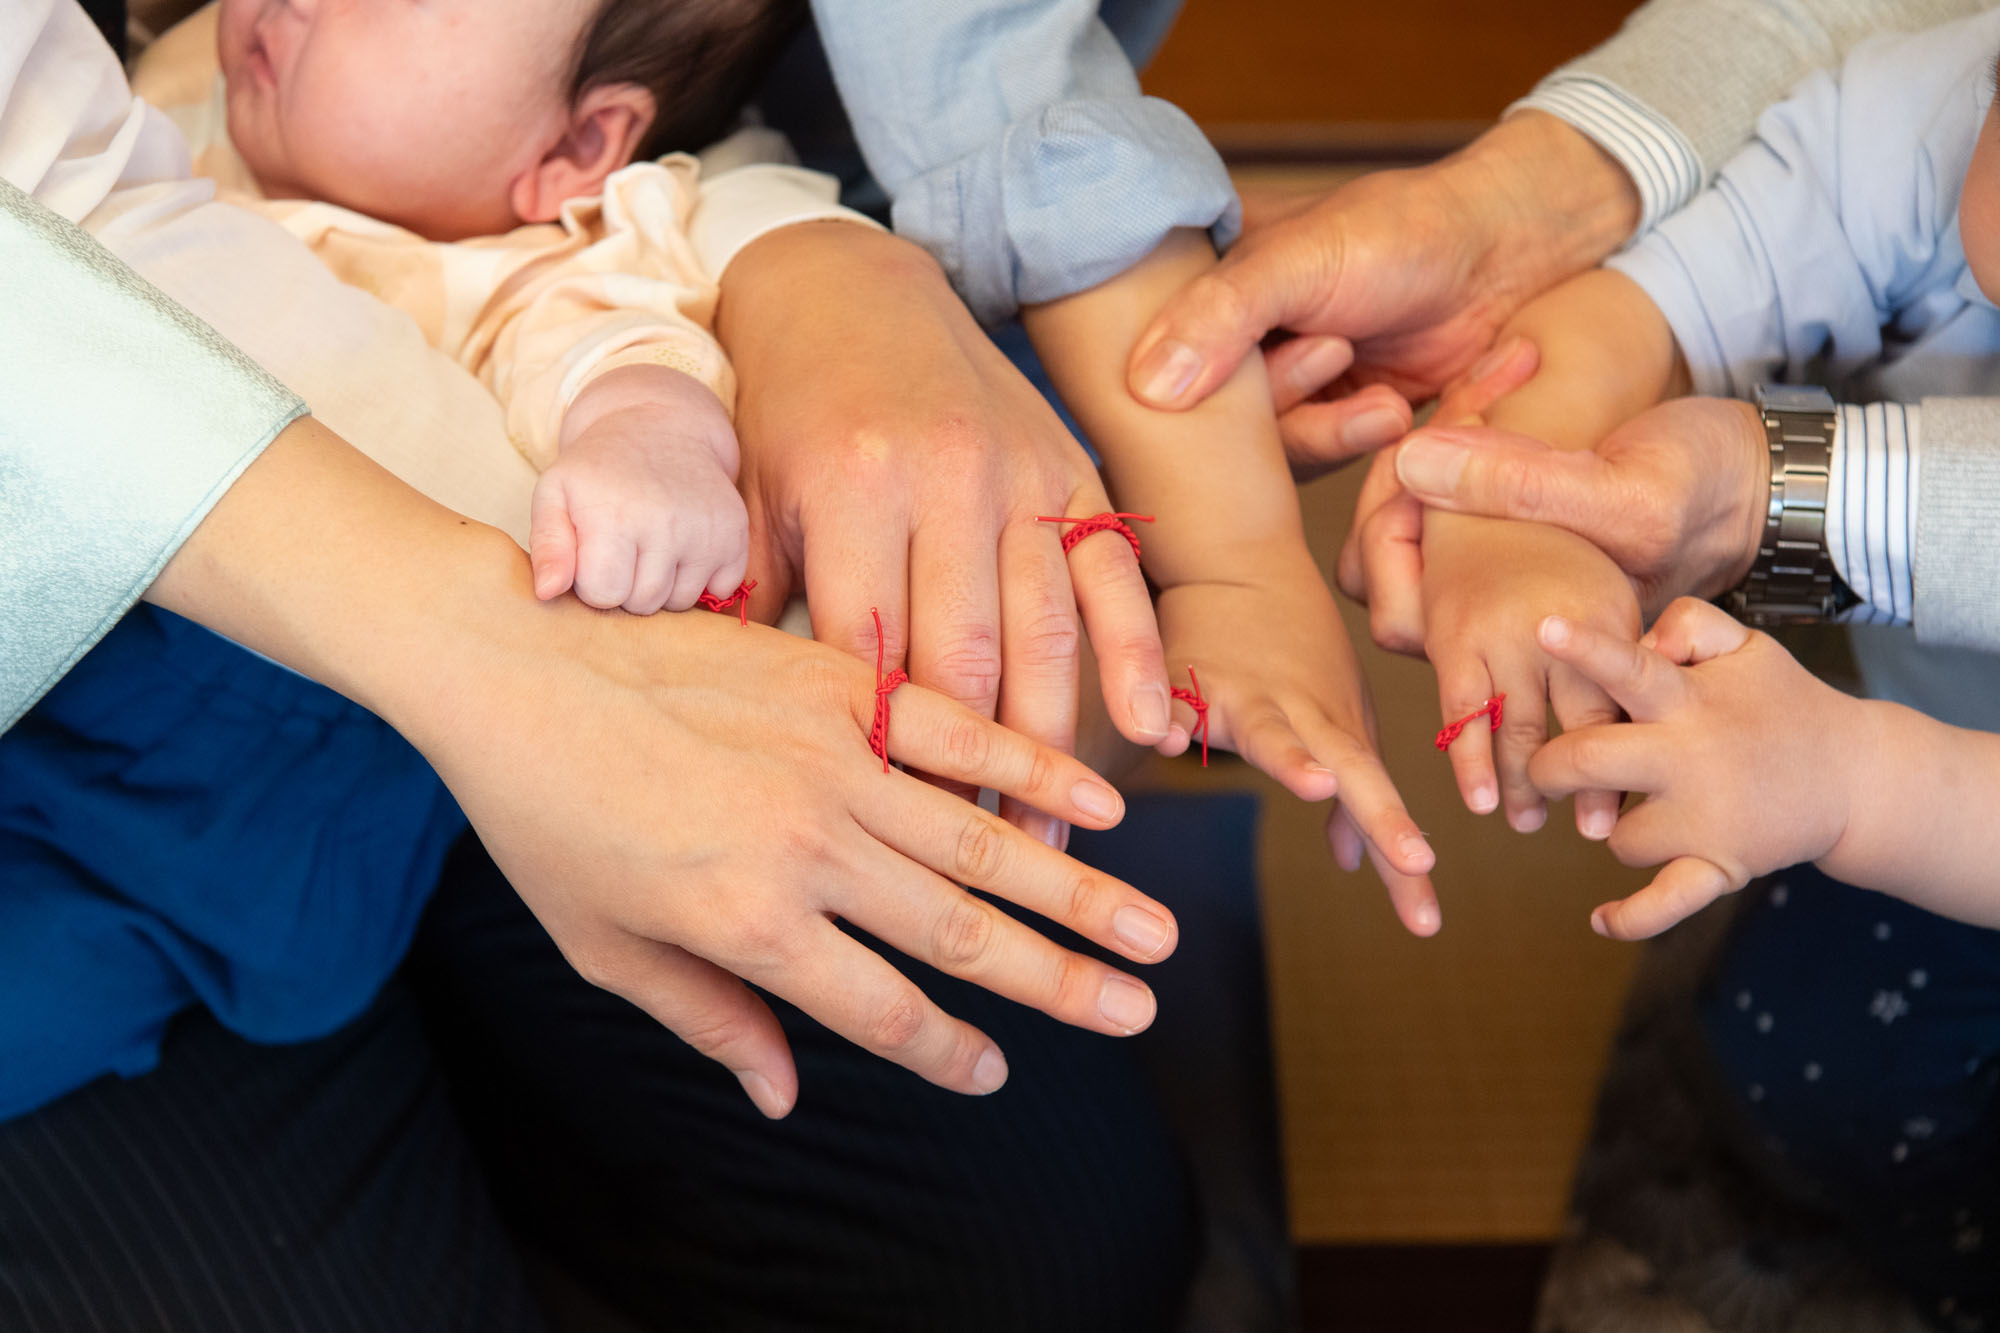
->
xmin=890 ymin=96 xmax=1241 ymax=326
xmin=1512 ymin=75 xmax=1702 ymax=239
xmin=1826 ymin=402 xmax=1917 ymax=627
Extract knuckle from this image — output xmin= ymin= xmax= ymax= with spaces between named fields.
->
xmin=950 ymin=814 xmax=1010 ymax=886
xmin=1021 ymin=744 xmax=1058 ymax=800
xmin=668 ymin=1005 xmax=764 ymax=1061
xmin=941 ymin=712 xmax=995 ymax=774
xmin=864 ymin=992 xmax=929 ymax=1054
xmin=1058 ymin=871 xmax=1106 ymax=928
xmin=929 ymin=894 xmax=999 ymax=969
xmin=1493 ymin=455 xmax=1546 ymax=517
xmin=930 ymin=630 xmax=1003 ymax=706
xmin=1013 ymin=606 xmax=1080 ymax=669
xmin=1046 ymin=949 xmax=1097 ymax=1015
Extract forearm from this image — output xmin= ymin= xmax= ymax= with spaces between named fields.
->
xmin=1021 ymin=229 xmax=1308 ymax=587
xmin=1823 ymin=700 xmax=2000 ymax=929
xmin=145 ymin=415 xmax=573 ymax=753
xmin=1478 ymin=269 xmax=1687 ymax=451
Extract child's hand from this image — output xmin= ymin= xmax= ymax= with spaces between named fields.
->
xmin=1530 ymin=599 xmax=1861 ymax=939
xmin=530 ymin=366 xmax=748 ymax=614
xmin=1155 ymin=551 xmax=1441 ymax=934
xmin=1421 ymin=516 xmax=1637 ymax=836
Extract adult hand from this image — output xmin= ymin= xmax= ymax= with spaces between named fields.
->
xmin=1387 ymin=397 xmax=1769 ymax=618
xmin=717 ymin=223 xmax=1171 ymax=843
xmin=1125 ymin=112 xmax=1640 ymax=470
xmin=153 ymin=418 xmax=1182 ymax=1122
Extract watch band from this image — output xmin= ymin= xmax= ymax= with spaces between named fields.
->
xmin=1728 ymin=385 xmax=1843 ymax=626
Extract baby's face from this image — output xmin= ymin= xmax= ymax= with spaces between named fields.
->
xmin=1963 ymin=61 xmax=2000 ymax=304
xmin=217 ymin=0 xmax=598 ymax=240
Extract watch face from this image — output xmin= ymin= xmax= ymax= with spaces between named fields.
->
xmin=1756 ymin=384 xmax=1837 ymax=414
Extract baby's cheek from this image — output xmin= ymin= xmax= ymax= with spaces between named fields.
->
xmin=1960 ymin=113 xmax=2000 ymax=303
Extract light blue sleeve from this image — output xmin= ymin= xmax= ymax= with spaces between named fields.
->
xmin=0 ymin=179 xmax=305 ymax=731
xmin=1606 ymin=10 xmax=2000 ymax=399
xmin=809 ymin=0 xmax=1240 ymax=325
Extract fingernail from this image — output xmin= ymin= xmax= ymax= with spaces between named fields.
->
xmin=1340 ymin=406 xmax=1408 ymax=451
xmin=1070 ymin=780 xmax=1121 ymax=824
xmin=735 ymin=1070 xmax=791 ymax=1119
xmin=1135 ymin=339 xmax=1202 ymax=406
xmin=1032 ymin=814 xmax=1063 ymax=849
xmin=1130 ymin=683 xmax=1171 ymax=743
xmin=972 ymin=1046 xmax=1009 ymax=1094
xmin=1412 ymin=902 xmax=1441 ymax=934
xmin=1463 ymin=337 xmax=1521 ymax=386
xmin=1399 ymin=830 xmax=1434 ymax=868
xmin=1582 ymin=807 xmax=1616 ymax=840
xmin=1395 ymin=437 xmax=1469 ymax=496
xmin=1470 ymin=784 xmax=1498 ymax=814
xmin=1541 ymin=615 xmax=1571 ymax=647
xmin=1098 ymin=975 xmax=1157 ymax=1032
xmin=1113 ymin=905 xmax=1172 ymax=959
xmin=1589 ymin=908 xmax=1612 ymax=939
xmin=1511 ymin=805 xmax=1548 ymax=834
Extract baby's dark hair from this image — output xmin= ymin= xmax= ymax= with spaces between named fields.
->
xmin=570 ymin=0 xmax=807 ymax=162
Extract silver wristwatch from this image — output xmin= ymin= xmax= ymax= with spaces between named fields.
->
xmin=1726 ymin=384 xmax=1848 ymax=626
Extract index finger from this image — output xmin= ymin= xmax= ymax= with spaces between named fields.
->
xmin=1536 ymin=615 xmax=1684 ymax=723
xmin=877 ymin=680 xmax=1129 ymax=831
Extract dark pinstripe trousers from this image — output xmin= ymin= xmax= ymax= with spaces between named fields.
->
xmin=0 ymin=832 xmax=1197 ymax=1331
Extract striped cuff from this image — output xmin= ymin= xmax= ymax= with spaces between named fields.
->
xmin=1826 ymin=402 xmax=1919 ymax=627
xmin=1511 ymin=75 xmax=1702 ymax=238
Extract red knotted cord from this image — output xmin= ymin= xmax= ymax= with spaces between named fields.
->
xmin=696 ymin=578 xmax=758 ymax=626
xmin=868 ymin=607 xmax=908 ymax=773
xmin=1435 ymin=694 xmax=1506 ymax=751
xmin=1171 ymin=666 xmax=1210 ymax=767
xmin=1036 ymin=512 xmax=1156 ymax=559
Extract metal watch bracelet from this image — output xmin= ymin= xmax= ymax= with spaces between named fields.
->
xmin=1726 ymin=385 xmax=1843 ymax=627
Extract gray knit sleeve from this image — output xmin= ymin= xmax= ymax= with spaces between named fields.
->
xmin=1911 ymin=396 xmax=2000 ymax=652
xmin=1536 ymin=0 xmax=1986 ymax=196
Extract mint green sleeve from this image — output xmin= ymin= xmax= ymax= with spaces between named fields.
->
xmin=0 ymin=178 xmax=306 ymax=731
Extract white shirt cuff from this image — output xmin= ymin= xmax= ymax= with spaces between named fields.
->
xmin=1511 ymin=75 xmax=1703 ymax=238
xmin=1827 ymin=402 xmax=1919 ymax=627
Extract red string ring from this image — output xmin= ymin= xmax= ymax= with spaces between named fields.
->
xmin=696 ymin=578 xmax=758 ymax=626
xmin=1434 ymin=694 xmax=1505 ymax=752
xmin=1036 ymin=512 xmax=1155 ymax=560
xmin=1170 ymin=666 xmax=1210 ymax=767
xmin=868 ymin=607 xmax=907 ymax=773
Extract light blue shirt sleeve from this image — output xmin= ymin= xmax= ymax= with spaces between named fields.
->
xmin=809 ymin=0 xmax=1241 ymax=325
xmin=0 ymin=179 xmax=305 ymax=731
xmin=1606 ymin=11 xmax=1998 ymax=401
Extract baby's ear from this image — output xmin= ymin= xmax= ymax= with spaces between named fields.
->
xmin=510 ymin=83 xmax=656 ymax=224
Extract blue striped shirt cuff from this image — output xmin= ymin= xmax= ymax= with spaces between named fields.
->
xmin=1512 ymin=76 xmax=1703 ymax=238
xmin=1826 ymin=402 xmax=1919 ymax=627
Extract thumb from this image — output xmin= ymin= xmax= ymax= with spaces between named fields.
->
xmin=1393 ymin=426 xmax=1619 ymax=540
xmin=527 ymin=476 xmax=578 ymax=601
xmin=1128 ymin=232 xmax=1332 ymax=411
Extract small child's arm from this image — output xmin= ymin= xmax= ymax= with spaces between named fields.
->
xmin=1532 ymin=598 xmax=2000 ymax=936
xmin=1022 ymin=229 xmax=1439 ymax=932
xmin=1414 ymin=267 xmax=1684 ymax=837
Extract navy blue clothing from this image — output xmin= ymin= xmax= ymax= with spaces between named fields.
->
xmin=0 ymin=605 xmax=464 ymax=1120
xmin=1701 ymin=868 xmax=2000 ymax=1330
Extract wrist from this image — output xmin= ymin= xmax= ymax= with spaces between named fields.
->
xmin=1450 ymin=112 xmax=1642 ymax=310
xmin=1816 ymin=697 xmax=1917 ymax=886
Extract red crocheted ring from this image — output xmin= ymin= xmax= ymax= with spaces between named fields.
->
xmin=696 ymin=579 xmax=758 ymax=626
xmin=1434 ymin=694 xmax=1505 ymax=752
xmin=1170 ymin=666 xmax=1210 ymax=767
xmin=867 ymin=607 xmax=908 ymax=773
xmin=1036 ymin=512 xmax=1156 ymax=560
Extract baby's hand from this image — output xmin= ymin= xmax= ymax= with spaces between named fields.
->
xmin=531 ymin=366 xmax=749 ymax=614
xmin=1530 ymin=599 xmax=1859 ymax=939
xmin=1155 ymin=552 xmax=1440 ymax=934
xmin=1421 ymin=516 xmax=1637 ymax=835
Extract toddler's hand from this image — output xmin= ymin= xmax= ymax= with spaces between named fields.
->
xmin=531 ymin=368 xmax=748 ymax=614
xmin=1155 ymin=553 xmax=1440 ymax=934
xmin=1530 ymin=599 xmax=1860 ymax=939
xmin=1421 ymin=516 xmax=1636 ymax=835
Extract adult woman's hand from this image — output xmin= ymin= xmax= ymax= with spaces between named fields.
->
xmin=716 ymin=222 xmax=1172 ymax=841
xmin=1125 ymin=113 xmax=1641 ymax=468
xmin=152 ymin=417 xmax=1180 ymax=1120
